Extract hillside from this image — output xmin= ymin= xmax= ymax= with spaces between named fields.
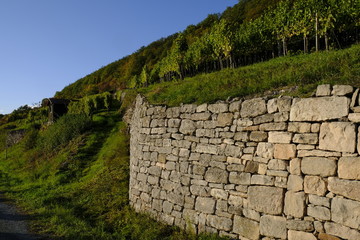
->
xmin=55 ymin=0 xmax=359 ymax=100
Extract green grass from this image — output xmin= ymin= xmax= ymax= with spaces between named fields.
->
xmin=140 ymin=44 xmax=360 ymax=106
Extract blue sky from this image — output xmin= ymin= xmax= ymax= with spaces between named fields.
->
xmin=0 ymin=0 xmax=237 ymax=114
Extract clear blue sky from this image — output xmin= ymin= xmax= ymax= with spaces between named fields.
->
xmin=0 ymin=0 xmax=237 ymax=114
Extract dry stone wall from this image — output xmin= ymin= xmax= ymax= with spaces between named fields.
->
xmin=129 ymin=84 xmax=360 ymax=240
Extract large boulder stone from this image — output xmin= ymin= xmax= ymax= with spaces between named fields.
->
xmin=241 ymin=98 xmax=267 ymax=118
xmin=319 ymin=122 xmax=356 ymax=153
xmin=248 ymin=186 xmax=284 ymax=215
xmin=195 ymin=197 xmax=215 ymax=214
xmin=204 ymin=167 xmax=228 ymax=184
xmin=207 ymin=215 xmax=233 ymax=231
xmin=233 ymin=216 xmax=259 ymax=240
xmin=289 ymin=97 xmax=349 ymax=121
xmin=268 ymin=131 xmax=292 ymax=143
xmin=304 ymin=176 xmax=327 ymax=196
xmin=331 ymin=197 xmax=360 ymax=229
xmin=260 ymin=215 xmax=287 ymax=239
xmin=179 ymin=120 xmax=196 ymax=135
xmin=328 ymin=177 xmax=360 ymax=201
xmin=331 ymin=85 xmax=353 ymax=96
xmin=324 ymin=222 xmax=360 ymax=240
xmin=256 ymin=142 xmax=274 ymax=159
xmin=338 ymin=157 xmax=360 ymax=180
xmin=274 ymin=144 xmax=296 ymax=160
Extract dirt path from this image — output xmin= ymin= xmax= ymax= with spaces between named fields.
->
xmin=0 ymin=194 xmax=44 ymax=240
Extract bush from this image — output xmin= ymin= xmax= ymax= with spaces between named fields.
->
xmin=39 ymin=114 xmax=92 ymax=152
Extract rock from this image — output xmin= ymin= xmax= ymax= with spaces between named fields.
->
xmin=255 ymin=143 xmax=274 ymax=159
xmin=208 ymin=103 xmax=228 ymax=113
xmin=307 ymin=205 xmax=331 ymax=220
xmin=287 ymin=175 xmax=303 ymax=191
xmin=297 ymin=150 xmax=341 ymax=157
xmin=240 ymin=98 xmax=267 ymax=118
xmin=338 ymin=157 xmax=360 ymax=180
xmin=243 ymin=209 xmax=260 ymax=222
xmin=286 ymin=220 xmax=314 ymax=232
xmin=308 ymin=195 xmax=330 ymax=207
xmin=259 ymin=122 xmax=287 ymax=131
xmin=318 ymin=233 xmax=341 ymax=240
xmin=289 ymin=97 xmax=349 ymax=121
xmin=304 ymin=176 xmax=327 ymax=196
xmin=253 ymin=114 xmax=274 ymax=125
xmin=292 ymin=133 xmax=318 ymax=144
xmin=244 ymin=161 xmax=259 ymax=173
xmin=207 ymin=215 xmax=232 ymax=231
xmin=350 ymin=88 xmax=359 ymax=107
xmin=288 ymin=122 xmax=311 ymax=133
xmin=267 ymin=98 xmax=278 ymax=113
xmin=324 ymin=222 xmax=360 ymax=240
xmin=233 ymin=216 xmax=260 ymax=240
xmin=180 ymin=104 xmax=197 ymax=113
xmin=191 ymin=112 xmax=211 ymax=121
xmin=316 ymin=84 xmax=331 ymax=96
xmin=289 ymin=158 xmax=301 ymax=175
xmin=195 ymin=144 xmax=218 ymax=154
xmin=179 ymin=120 xmax=196 ymax=135
xmin=358 ymin=126 xmax=360 ymax=155
xmin=277 ymin=97 xmax=293 ymax=112
xmin=331 ymin=85 xmax=353 ymax=96
xmin=328 ymin=177 xmax=360 ymax=201
xmin=319 ymin=122 xmax=356 ymax=153
xmin=195 ymin=197 xmax=215 ymax=214
xmin=217 ymin=113 xmax=233 ymax=127
xmin=284 ymin=191 xmax=305 ymax=218
xmin=348 ymin=113 xmax=360 ymax=122
xmin=210 ymin=189 xmax=229 ymax=200
xmin=229 ymin=172 xmax=251 ymax=185
xmin=288 ymin=230 xmax=317 ymax=240
xmin=248 ymin=186 xmax=284 ymax=215
xmin=331 ymin=197 xmax=360 ymax=229
xmin=268 ymin=159 xmax=287 ymax=170
xmin=301 ymin=157 xmax=337 ymax=177
xmin=204 ymin=167 xmax=228 ymax=184
xmin=274 ymin=144 xmax=296 ymax=160
xmin=249 ymin=131 xmax=268 ymax=142
xmin=229 ymin=100 xmax=241 ymax=112
xmin=251 ymin=175 xmax=274 ymax=185
xmin=268 ymin=132 xmax=292 ymax=143
xmin=260 ymin=215 xmax=287 ymax=239
xmin=196 ymin=103 xmax=208 ymax=112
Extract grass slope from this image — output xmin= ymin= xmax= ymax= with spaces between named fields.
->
xmin=142 ymin=44 xmax=360 ymax=106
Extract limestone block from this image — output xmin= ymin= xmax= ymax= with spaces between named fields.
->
xmin=244 ymin=161 xmax=259 ymax=173
xmin=288 ymin=122 xmax=311 ymax=133
xmin=243 ymin=209 xmax=260 ymax=222
xmin=307 ymin=205 xmax=330 ymax=220
xmin=318 ymin=233 xmax=341 ymax=240
xmin=208 ymin=103 xmax=228 ymax=113
xmin=179 ymin=119 xmax=196 ymax=135
xmin=268 ymin=159 xmax=287 ymax=170
xmin=332 ymin=85 xmax=353 ymax=96
xmin=229 ymin=100 xmax=241 ymax=112
xmin=207 ymin=215 xmax=232 ymax=231
xmin=180 ymin=104 xmax=197 ymax=113
xmin=331 ymin=197 xmax=360 ymax=229
xmin=240 ymin=98 xmax=267 ymax=118
xmin=274 ymin=144 xmax=296 ymax=160
xmin=348 ymin=113 xmax=360 ymax=122
xmin=288 ymin=230 xmax=317 ymax=240
xmin=286 ymin=220 xmax=314 ymax=232
xmin=301 ymin=157 xmax=336 ymax=177
xmin=328 ymin=177 xmax=360 ymax=201
xmin=293 ymin=133 xmax=318 ymax=144
xmin=195 ymin=197 xmax=215 ymax=214
xmin=196 ymin=103 xmax=208 ymax=112
xmin=338 ymin=157 xmax=360 ymax=180
xmin=228 ymin=195 xmax=243 ymax=207
xmin=249 ymin=131 xmax=268 ymax=142
xmin=233 ymin=216 xmax=260 ymax=240
xmin=256 ymin=142 xmax=274 ymax=159
xmin=287 ymin=175 xmax=303 ymax=191
xmin=217 ymin=113 xmax=233 ymax=127
xmin=224 ymin=145 xmax=242 ymax=158
xmin=259 ymin=122 xmax=287 ymax=131
xmin=304 ymin=176 xmax=327 ymax=196
xmin=290 ymin=97 xmax=349 ymax=121
xmin=251 ymin=175 xmax=274 ymax=186
xmin=163 ymin=201 xmax=174 ymax=214
xmin=289 ymin=158 xmax=301 ymax=175
xmin=253 ymin=114 xmax=274 ymax=125
xmin=316 ymin=84 xmax=331 ymax=96
xmin=229 ymin=172 xmax=251 ymax=185
xmin=195 ymin=144 xmax=218 ymax=155
xmin=267 ymin=98 xmax=278 ymax=113
xmin=297 ymin=149 xmax=341 ymax=157
xmin=191 ymin=112 xmax=211 ymax=121
xmin=324 ymin=222 xmax=360 ymax=240
xmin=268 ymin=132 xmax=292 ymax=144
xmin=274 ymin=112 xmax=289 ymax=122
xmin=234 ymin=132 xmax=249 ymax=141
xmin=260 ymin=215 xmax=287 ymax=239
xmin=210 ymin=189 xmax=229 ymax=200
xmin=204 ymin=167 xmax=228 ymax=184
xmin=358 ymin=126 xmax=360 ymax=155
xmin=248 ymin=186 xmax=284 ymax=215
xmin=319 ymin=122 xmax=356 ymax=152
xmin=277 ymin=97 xmax=293 ymax=112
xmin=284 ymin=191 xmax=305 ymax=218
xmin=308 ymin=195 xmax=330 ymax=207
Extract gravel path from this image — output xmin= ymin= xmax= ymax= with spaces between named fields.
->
xmin=0 ymin=194 xmax=43 ymax=240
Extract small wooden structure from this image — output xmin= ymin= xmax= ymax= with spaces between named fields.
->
xmin=42 ymin=98 xmax=70 ymax=123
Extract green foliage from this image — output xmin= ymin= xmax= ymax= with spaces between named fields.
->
xmin=68 ymin=92 xmax=115 ymax=116
xmin=38 ymin=114 xmax=92 ymax=152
